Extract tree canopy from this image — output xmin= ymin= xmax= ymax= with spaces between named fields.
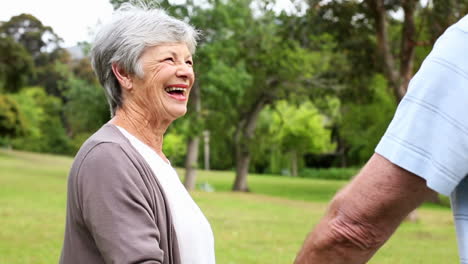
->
xmin=2 ymin=0 xmax=467 ymax=191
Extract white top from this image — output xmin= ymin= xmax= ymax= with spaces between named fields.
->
xmin=117 ymin=126 xmax=216 ymax=264
xmin=375 ymin=15 xmax=468 ymax=264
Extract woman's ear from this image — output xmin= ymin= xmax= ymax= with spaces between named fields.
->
xmin=111 ymin=63 xmax=133 ymax=91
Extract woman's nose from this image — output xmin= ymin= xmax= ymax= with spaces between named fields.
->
xmin=176 ymin=63 xmax=194 ymax=80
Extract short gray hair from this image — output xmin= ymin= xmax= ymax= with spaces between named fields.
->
xmin=91 ymin=2 xmax=200 ymax=116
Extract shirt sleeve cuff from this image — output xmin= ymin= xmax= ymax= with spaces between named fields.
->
xmin=376 ymin=135 xmax=457 ymax=196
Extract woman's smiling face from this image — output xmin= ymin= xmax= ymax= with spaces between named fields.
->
xmin=130 ymin=42 xmax=195 ymax=121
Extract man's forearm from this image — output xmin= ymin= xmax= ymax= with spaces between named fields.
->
xmin=294 ymin=194 xmax=386 ymax=264
xmin=294 ymin=154 xmax=433 ymax=264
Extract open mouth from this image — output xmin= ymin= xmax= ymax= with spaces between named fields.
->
xmin=165 ymin=87 xmax=186 ymax=96
xmin=164 ymin=86 xmax=188 ymax=101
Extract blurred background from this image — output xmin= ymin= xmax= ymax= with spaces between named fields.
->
xmin=0 ymin=0 xmax=466 ymax=263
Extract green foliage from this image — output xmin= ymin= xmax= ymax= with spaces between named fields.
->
xmin=253 ymin=101 xmax=334 ymax=175
xmin=196 ymin=1 xmax=332 ymax=178
xmin=299 ymin=167 xmax=358 ymax=180
xmin=10 ymin=88 xmax=45 ymax=148
xmin=271 ymin=101 xmax=334 ymax=154
xmin=0 ymin=36 xmax=35 ymax=92
xmin=10 ymin=87 xmax=71 ymax=154
xmin=33 ymin=50 xmax=74 ymax=99
xmin=425 ymin=0 xmax=468 ymax=42
xmin=33 ymin=88 xmax=71 ymax=154
xmin=0 ymin=94 xmax=26 ymax=144
xmin=61 ymin=57 xmax=109 ymax=154
xmin=197 ymin=59 xmax=252 ymax=169
xmin=163 ymin=132 xmax=187 ymax=166
xmin=0 ymin=12 xmax=111 ymax=156
xmin=64 ymin=76 xmax=109 ymax=135
xmin=341 ymin=74 xmax=397 ymax=164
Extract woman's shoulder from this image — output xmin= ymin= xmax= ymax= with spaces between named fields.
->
xmin=84 ymin=123 xmax=128 ymax=147
xmin=71 ymin=124 xmax=137 ymax=174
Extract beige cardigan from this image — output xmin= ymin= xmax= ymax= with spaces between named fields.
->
xmin=60 ymin=123 xmax=181 ymax=264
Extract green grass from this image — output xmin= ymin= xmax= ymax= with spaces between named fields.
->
xmin=0 ymin=149 xmax=459 ymax=263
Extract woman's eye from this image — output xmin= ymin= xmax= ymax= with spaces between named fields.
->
xmin=164 ymin=57 xmax=175 ymax=62
xmin=186 ymin=60 xmax=193 ymax=66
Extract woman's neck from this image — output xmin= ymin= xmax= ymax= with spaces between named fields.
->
xmin=110 ymin=106 xmax=172 ymax=159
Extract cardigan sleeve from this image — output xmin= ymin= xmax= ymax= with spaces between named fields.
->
xmin=76 ymin=142 xmax=164 ymax=264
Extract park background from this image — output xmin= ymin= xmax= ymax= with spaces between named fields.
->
xmin=0 ymin=0 xmax=465 ymax=263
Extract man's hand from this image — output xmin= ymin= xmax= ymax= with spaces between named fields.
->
xmin=294 ymin=153 xmax=436 ymax=264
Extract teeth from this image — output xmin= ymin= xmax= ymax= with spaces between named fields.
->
xmin=165 ymin=87 xmax=186 ymax=93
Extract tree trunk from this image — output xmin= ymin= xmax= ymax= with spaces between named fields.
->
xmin=366 ymin=0 xmax=401 ymax=100
xmin=233 ymin=140 xmax=250 ymax=191
xmin=332 ymin=124 xmax=347 ymax=168
xmin=232 ymin=98 xmax=268 ymax=191
xmin=203 ymin=130 xmax=210 ymax=170
xmin=183 ymin=82 xmax=201 ymax=191
xmin=291 ymin=150 xmax=298 ymax=177
xmin=399 ymin=0 xmax=418 ymax=99
xmin=184 ymin=136 xmax=200 ymax=191
xmin=366 ymin=0 xmax=418 ymax=101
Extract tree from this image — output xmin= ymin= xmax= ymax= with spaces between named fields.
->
xmin=304 ymin=0 xmax=468 ymax=217
xmin=426 ymin=0 xmax=468 ymax=42
xmin=230 ymin=3 xmax=332 ymax=191
xmin=340 ymin=74 xmax=396 ymax=164
xmin=0 ymin=13 xmax=73 ymax=100
xmin=0 ymin=36 xmax=34 ymax=92
xmin=11 ymin=87 xmax=71 ymax=154
xmin=64 ymin=76 xmax=109 ymax=136
xmin=362 ymin=0 xmax=418 ymax=100
xmin=166 ymin=0 xmax=330 ymax=190
xmin=319 ymin=0 xmax=468 ymax=101
xmin=173 ymin=0 xmax=327 ymax=190
xmin=34 ymin=49 xmax=74 ymax=100
xmin=255 ymin=101 xmax=335 ymax=177
xmin=0 ymin=13 xmax=61 ymax=60
xmin=284 ymin=0 xmax=468 ymax=167
xmin=183 ymin=82 xmax=202 ymax=190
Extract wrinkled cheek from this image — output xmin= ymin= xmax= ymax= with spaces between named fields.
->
xmin=142 ymin=73 xmax=164 ymax=114
xmin=145 ymin=89 xmax=163 ymax=116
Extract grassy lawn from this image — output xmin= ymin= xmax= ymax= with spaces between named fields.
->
xmin=0 ymin=149 xmax=458 ymax=263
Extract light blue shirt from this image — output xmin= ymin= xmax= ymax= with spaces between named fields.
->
xmin=375 ymin=15 xmax=468 ymax=263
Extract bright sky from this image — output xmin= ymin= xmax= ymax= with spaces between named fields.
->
xmin=0 ymin=0 xmax=114 ymax=47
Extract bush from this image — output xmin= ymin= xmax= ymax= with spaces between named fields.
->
xmin=0 ymin=94 xmax=26 ymax=146
xmin=299 ymin=167 xmax=359 ymax=181
xmin=163 ymin=133 xmax=187 ymax=166
xmin=10 ymin=87 xmax=72 ymax=154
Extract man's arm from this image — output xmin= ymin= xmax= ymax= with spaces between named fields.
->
xmin=295 ymin=153 xmax=436 ymax=264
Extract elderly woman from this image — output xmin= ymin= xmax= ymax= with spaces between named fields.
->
xmin=60 ymin=3 xmax=214 ymax=264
